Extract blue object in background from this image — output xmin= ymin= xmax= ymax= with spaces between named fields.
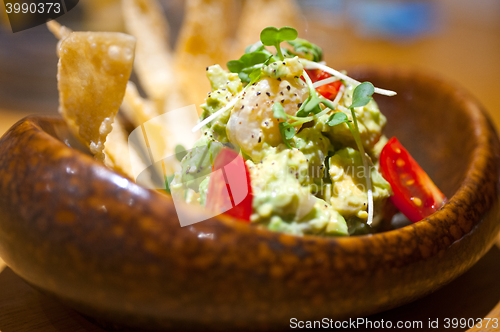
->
xmin=299 ymin=0 xmax=438 ymax=41
xmin=348 ymin=0 xmax=438 ymax=40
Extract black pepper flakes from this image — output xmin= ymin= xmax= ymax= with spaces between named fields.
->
xmin=281 ymin=99 xmax=285 ymax=103
xmin=206 ymin=67 xmax=209 ymax=70
xmin=280 ymin=91 xmax=284 ymax=95
xmin=287 ymin=85 xmax=291 ymax=91
xmin=298 ymin=103 xmax=302 ymax=107
xmin=277 ymin=78 xmax=282 ymax=81
xmin=266 ymin=92 xmax=271 ymax=97
xmin=258 ymin=137 xmax=262 ymax=143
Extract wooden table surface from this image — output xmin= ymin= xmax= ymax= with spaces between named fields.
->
xmin=1 ymin=237 xmax=500 ymax=332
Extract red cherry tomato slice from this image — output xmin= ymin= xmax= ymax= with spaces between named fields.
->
xmin=205 ymin=148 xmax=253 ymax=222
xmin=305 ymin=69 xmax=342 ymax=100
xmin=379 ymin=137 xmax=446 ymax=223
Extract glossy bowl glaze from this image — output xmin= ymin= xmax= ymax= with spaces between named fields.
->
xmin=0 ymin=67 xmax=499 ymax=331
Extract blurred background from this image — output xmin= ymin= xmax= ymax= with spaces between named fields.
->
xmin=0 ymin=0 xmax=499 ymax=135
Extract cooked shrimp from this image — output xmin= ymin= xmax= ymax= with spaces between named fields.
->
xmin=226 ymin=77 xmax=307 ymax=161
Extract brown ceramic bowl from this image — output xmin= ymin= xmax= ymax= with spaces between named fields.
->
xmin=0 ymin=67 xmax=499 ymax=331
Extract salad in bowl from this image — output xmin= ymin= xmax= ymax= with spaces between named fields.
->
xmin=170 ymin=26 xmax=446 ymax=237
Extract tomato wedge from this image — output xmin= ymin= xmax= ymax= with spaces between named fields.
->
xmin=379 ymin=137 xmax=446 ymax=223
xmin=305 ymin=69 xmax=342 ymax=100
xmin=205 ymin=148 xmax=253 ymax=222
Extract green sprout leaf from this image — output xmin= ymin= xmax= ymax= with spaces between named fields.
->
xmin=295 ymin=98 xmax=310 ymax=117
xmin=343 ymin=81 xmax=376 ymax=225
xmin=327 ymin=112 xmax=349 ymax=127
xmin=227 ymin=51 xmax=272 ymax=83
xmin=279 ymin=122 xmax=295 ymax=148
xmin=227 ymin=51 xmax=270 ymax=72
xmin=175 ymin=144 xmax=187 ymax=162
xmin=260 ymin=26 xmax=298 ymax=60
xmin=304 ymin=95 xmax=323 ymax=114
xmin=349 ymin=82 xmax=375 ymax=109
xmin=260 ymin=27 xmax=298 ymax=46
xmin=272 ymin=102 xmax=287 ymax=121
xmin=287 ymin=38 xmax=323 ymax=62
xmin=283 ymin=125 xmax=296 ymax=139
xmin=296 ymin=95 xmax=323 ymax=117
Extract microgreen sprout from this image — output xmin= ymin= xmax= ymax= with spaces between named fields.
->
xmin=327 ymin=112 xmax=349 ymax=127
xmin=227 ymin=51 xmax=272 ymax=83
xmin=260 ymin=26 xmax=298 ymax=61
xmin=344 ymin=82 xmax=376 ymax=226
